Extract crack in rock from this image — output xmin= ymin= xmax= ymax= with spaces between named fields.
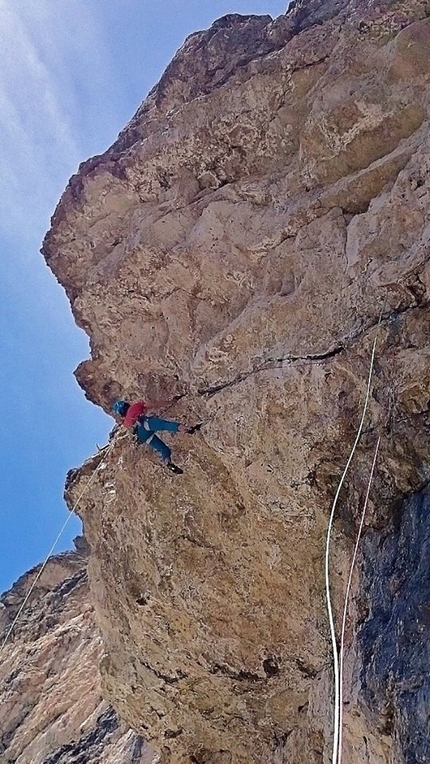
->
xmin=197 ymin=298 xmax=429 ymax=398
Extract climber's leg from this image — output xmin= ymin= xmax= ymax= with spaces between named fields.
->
xmin=144 ymin=416 xmax=180 ymax=433
xmin=145 ymin=434 xmax=172 ymax=462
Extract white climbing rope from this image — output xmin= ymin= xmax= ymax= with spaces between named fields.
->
xmin=325 ymin=323 xmax=380 ymax=764
xmin=0 ymin=435 xmax=119 ymax=656
xmin=337 ymin=436 xmax=380 ymax=764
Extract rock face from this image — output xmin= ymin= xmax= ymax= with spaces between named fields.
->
xmin=359 ymin=486 xmax=430 ymax=764
xmin=0 ymin=547 xmax=151 ymax=763
xmin=42 ymin=1 xmax=430 ymax=762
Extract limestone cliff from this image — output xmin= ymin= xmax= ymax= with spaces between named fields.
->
xmin=42 ymin=0 xmax=429 ymax=762
xmin=0 ymin=546 xmax=152 ymax=763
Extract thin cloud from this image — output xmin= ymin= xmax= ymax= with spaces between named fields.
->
xmin=0 ymin=0 xmax=113 ymax=240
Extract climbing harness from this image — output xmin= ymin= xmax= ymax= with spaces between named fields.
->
xmin=325 ymin=309 xmax=383 ymax=764
xmin=0 ymin=433 xmax=121 ymax=656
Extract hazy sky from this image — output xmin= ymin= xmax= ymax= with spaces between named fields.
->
xmin=0 ymin=0 xmax=288 ymax=594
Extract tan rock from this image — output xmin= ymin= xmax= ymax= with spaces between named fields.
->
xmin=0 ymin=550 xmax=153 ymax=763
xmin=42 ymin=1 xmax=430 ymax=762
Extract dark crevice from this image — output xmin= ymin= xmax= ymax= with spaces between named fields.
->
xmin=262 ymin=656 xmax=280 ymax=677
xmin=209 ymin=662 xmax=262 ymax=682
xmin=198 ymin=344 xmax=345 ymax=397
xmin=139 ymin=660 xmax=188 ymax=685
xmin=341 ymin=201 xmax=371 ymax=217
xmin=294 ymin=345 xmax=345 ymax=362
xmin=177 ymin=531 xmax=218 ymax=551
xmin=150 ymin=706 xmax=166 ymax=720
xmin=295 ymin=658 xmax=318 ymax=679
xmin=164 ymin=728 xmax=183 ymax=739
xmin=197 ymin=299 xmax=428 ymax=399
xmin=51 ymin=569 xmax=88 ymax=599
xmin=42 ymin=707 xmax=119 ymax=764
xmin=290 ymin=53 xmax=331 ymax=73
xmin=191 ymin=750 xmax=233 ymax=764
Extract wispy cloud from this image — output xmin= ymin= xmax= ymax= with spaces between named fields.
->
xmin=0 ymin=0 xmax=115 ymax=241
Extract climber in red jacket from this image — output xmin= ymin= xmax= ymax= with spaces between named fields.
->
xmin=112 ymin=398 xmax=201 ymax=474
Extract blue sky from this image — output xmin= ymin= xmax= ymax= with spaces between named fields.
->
xmin=0 ymin=0 xmax=288 ymax=594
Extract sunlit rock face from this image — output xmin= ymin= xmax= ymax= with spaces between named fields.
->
xmin=43 ymin=0 xmax=430 ymax=762
xmin=0 ymin=549 xmax=151 ymax=764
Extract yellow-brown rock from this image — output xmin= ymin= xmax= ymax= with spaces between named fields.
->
xmin=42 ymin=1 xmax=430 ymax=762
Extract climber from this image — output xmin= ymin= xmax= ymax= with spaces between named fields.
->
xmin=112 ymin=398 xmax=201 ymax=474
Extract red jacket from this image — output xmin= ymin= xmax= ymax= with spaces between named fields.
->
xmin=124 ymin=400 xmax=147 ymax=427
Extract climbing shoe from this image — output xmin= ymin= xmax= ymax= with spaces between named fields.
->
xmin=186 ymin=423 xmax=203 ymax=435
xmin=166 ymin=462 xmax=184 ymax=475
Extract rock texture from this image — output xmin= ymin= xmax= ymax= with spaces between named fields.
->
xmin=359 ymin=486 xmax=430 ymax=764
xmin=42 ymin=0 xmax=429 ymax=762
xmin=0 ymin=547 xmax=152 ymax=763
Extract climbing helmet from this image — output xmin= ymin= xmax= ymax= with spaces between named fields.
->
xmin=112 ymin=399 xmax=129 ymax=416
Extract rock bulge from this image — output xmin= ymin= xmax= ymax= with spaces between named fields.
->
xmin=42 ymin=1 xmax=429 ymax=762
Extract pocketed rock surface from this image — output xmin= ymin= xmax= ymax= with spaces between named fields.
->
xmin=0 ymin=549 xmax=151 ymax=763
xmin=43 ymin=1 xmax=430 ymax=762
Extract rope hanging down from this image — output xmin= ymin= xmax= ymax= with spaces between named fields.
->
xmin=337 ymin=436 xmax=380 ymax=764
xmin=325 ymin=315 xmax=382 ymax=764
xmin=0 ymin=435 xmax=119 ymax=656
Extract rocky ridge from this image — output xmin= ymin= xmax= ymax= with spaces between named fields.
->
xmin=0 ymin=547 xmax=152 ymax=763
xmin=42 ymin=1 xmax=429 ymax=762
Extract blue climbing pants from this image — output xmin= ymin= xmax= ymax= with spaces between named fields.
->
xmin=134 ymin=416 xmax=180 ymax=462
